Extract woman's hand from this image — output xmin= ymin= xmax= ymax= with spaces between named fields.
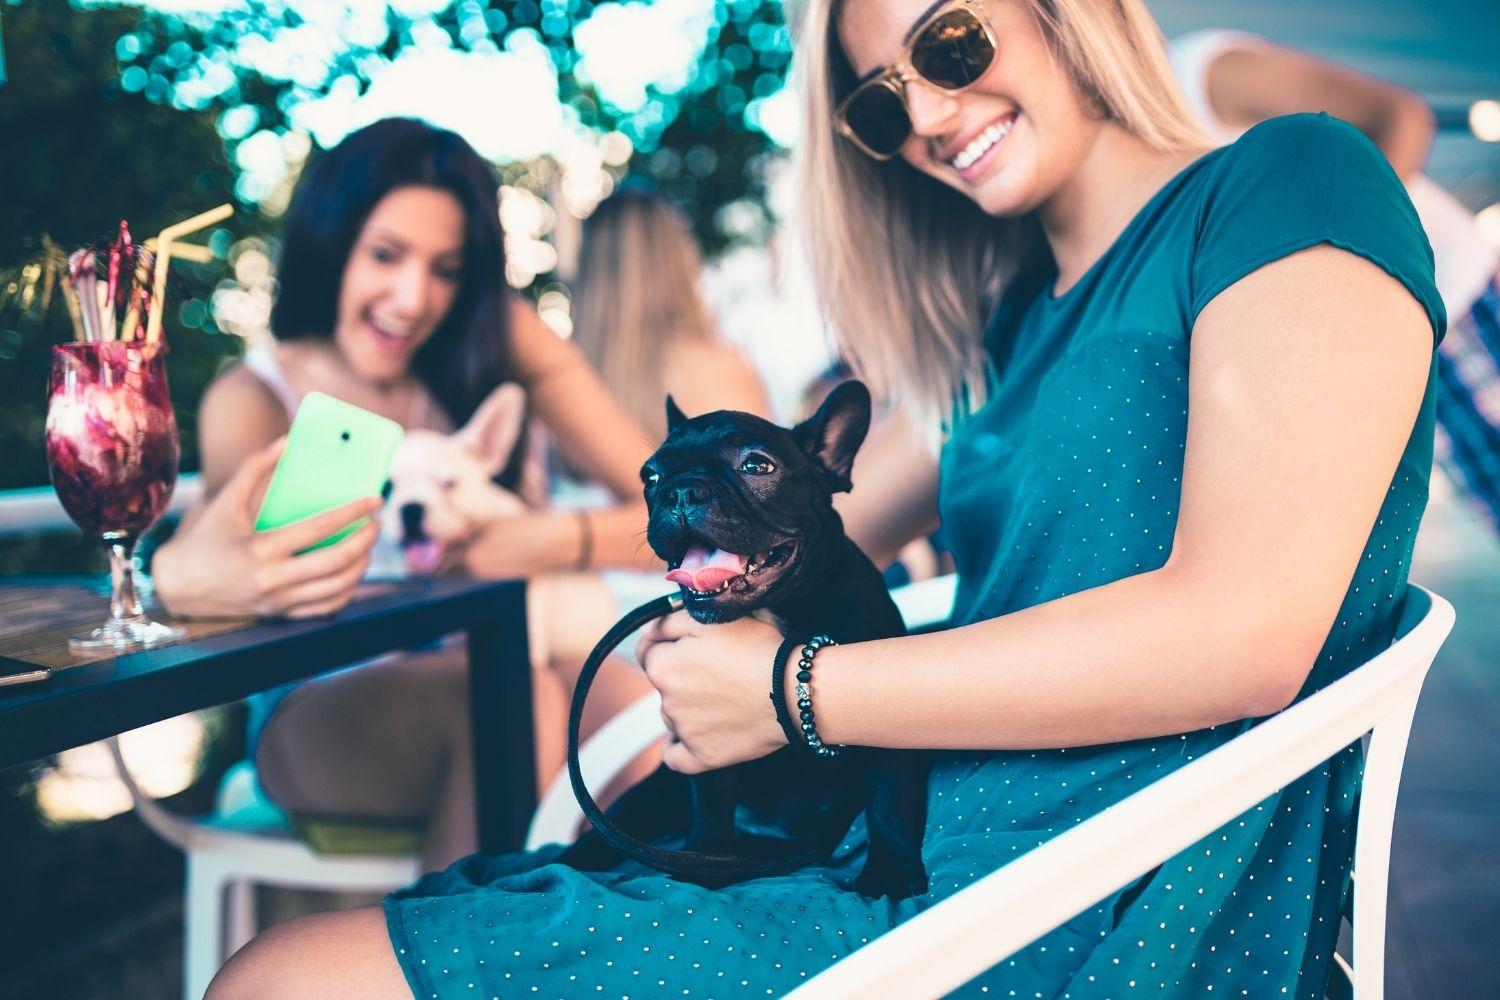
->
xmin=152 ymin=439 xmax=382 ymax=619
xmin=635 ymin=610 xmax=788 ymax=774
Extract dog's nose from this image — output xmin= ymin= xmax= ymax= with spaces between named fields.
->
xmin=668 ymin=481 xmax=708 ymax=511
xmin=400 ymin=502 xmax=426 ymax=540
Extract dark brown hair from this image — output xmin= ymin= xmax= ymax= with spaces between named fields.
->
xmin=270 ymin=117 xmax=512 ymax=428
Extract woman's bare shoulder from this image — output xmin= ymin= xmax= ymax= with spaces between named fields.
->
xmin=201 ymin=361 xmax=289 ymax=425
xmin=664 ymin=336 xmax=770 ymax=418
xmin=195 ymin=360 xmax=293 ymax=495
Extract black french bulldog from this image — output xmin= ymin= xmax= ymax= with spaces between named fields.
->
xmin=560 ymin=380 xmax=929 ymax=900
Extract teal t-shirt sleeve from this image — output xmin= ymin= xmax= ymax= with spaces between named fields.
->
xmin=1190 ymin=112 xmax=1446 ymax=345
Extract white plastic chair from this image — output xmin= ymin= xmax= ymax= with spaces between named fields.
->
xmin=785 ymin=584 xmax=1454 ymax=1000
xmin=108 ymin=689 xmax=668 ymax=1000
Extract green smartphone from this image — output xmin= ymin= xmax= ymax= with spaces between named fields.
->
xmin=254 ymin=391 xmax=404 ymax=551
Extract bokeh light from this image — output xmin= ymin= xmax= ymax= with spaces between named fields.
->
xmin=1470 ymin=100 xmax=1500 ymax=143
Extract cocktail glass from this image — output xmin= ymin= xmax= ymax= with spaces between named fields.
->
xmin=45 ymin=341 xmax=185 ymax=651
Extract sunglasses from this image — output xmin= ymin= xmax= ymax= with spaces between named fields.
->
xmin=834 ymin=0 xmax=999 ymax=161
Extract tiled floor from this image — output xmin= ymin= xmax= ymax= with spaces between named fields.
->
xmin=1388 ymin=480 xmax=1500 ymax=998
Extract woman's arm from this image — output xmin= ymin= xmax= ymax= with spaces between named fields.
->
xmin=814 ymin=246 xmax=1430 ymax=749
xmin=509 ymin=298 xmax=656 ymax=499
xmin=194 ymin=366 xmax=293 ymax=497
xmin=153 ymin=366 xmax=380 ymax=618
xmin=638 ymin=247 xmax=1431 ymax=772
xmin=463 ymin=300 xmax=659 ymax=576
xmin=1207 ymin=41 xmax=1435 ymax=180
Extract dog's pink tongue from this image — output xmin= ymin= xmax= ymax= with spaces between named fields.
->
xmin=665 ymin=545 xmax=747 ymax=591
xmin=404 ymin=540 xmax=445 ymax=576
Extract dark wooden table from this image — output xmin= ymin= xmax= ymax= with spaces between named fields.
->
xmin=0 ymin=574 xmax=534 ymax=854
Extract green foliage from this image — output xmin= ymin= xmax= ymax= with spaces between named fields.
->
xmin=0 ymin=0 xmax=256 ymax=491
xmin=114 ymin=0 xmax=795 ymax=252
xmin=0 ymin=0 xmax=796 ymax=496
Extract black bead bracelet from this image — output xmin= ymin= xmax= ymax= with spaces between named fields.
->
xmin=794 ymin=634 xmax=840 ymax=758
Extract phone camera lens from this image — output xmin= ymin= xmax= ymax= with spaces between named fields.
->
xmin=340 ymin=430 xmax=351 ymax=441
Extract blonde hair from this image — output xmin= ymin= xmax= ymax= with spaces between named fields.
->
xmin=571 ymin=189 xmax=717 ymax=441
xmin=796 ymin=0 xmax=1211 ymax=425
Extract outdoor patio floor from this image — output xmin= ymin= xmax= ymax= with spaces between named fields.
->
xmin=1383 ymin=481 xmax=1500 ymax=998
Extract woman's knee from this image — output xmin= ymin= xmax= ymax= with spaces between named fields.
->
xmin=206 ymin=907 xmax=410 ymax=1000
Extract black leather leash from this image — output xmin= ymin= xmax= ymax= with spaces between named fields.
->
xmin=567 ymin=593 xmax=844 ymax=881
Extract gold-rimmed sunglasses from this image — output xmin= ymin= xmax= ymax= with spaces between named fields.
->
xmin=834 ymin=0 xmax=999 ymax=161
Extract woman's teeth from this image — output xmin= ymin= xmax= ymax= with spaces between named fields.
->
xmin=951 ymin=118 xmax=1014 ymax=171
xmin=371 ymin=323 xmax=410 ymax=339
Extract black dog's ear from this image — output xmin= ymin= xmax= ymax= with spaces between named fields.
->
xmin=665 ymin=395 xmax=689 ymax=432
xmin=792 ymin=380 xmax=871 ymax=493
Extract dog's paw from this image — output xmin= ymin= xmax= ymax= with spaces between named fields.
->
xmin=854 ymin=860 xmax=930 ymax=901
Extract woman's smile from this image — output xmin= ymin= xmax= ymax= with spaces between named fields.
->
xmin=362 ymin=310 xmax=424 ymax=359
xmin=943 ymin=109 xmax=1019 ymax=180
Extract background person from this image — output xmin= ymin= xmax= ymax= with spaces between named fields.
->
xmin=526 ymin=184 xmax=775 ymax=787
xmin=1169 ymin=28 xmax=1500 ymax=534
xmin=152 ymin=117 xmax=660 ymax=871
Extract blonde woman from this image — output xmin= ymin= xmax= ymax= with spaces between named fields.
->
xmin=211 ymin=2 xmax=1441 ymax=997
xmin=526 ymin=188 xmax=771 ymax=794
xmin=571 ymin=186 xmax=769 ymax=441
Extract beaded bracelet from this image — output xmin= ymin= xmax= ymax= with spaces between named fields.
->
xmin=794 ymin=634 xmax=841 ymax=758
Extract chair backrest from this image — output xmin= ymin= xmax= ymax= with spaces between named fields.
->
xmin=1339 ymin=585 xmax=1450 ymax=998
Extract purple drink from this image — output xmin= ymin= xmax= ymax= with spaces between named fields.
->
xmin=46 ymin=342 xmax=179 ymax=537
xmin=46 ymin=342 xmax=184 ymax=651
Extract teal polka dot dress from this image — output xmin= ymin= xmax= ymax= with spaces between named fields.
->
xmin=384 ymin=115 xmax=1444 ymax=999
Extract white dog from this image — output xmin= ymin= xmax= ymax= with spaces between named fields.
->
xmin=383 ymin=382 xmax=529 ymax=575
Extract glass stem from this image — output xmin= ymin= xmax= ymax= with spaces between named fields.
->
xmin=106 ymin=538 xmax=145 ymax=625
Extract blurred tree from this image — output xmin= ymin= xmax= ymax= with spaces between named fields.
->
xmin=0 ymin=0 xmax=798 ymax=492
xmin=117 ymin=0 xmax=795 ymax=253
xmin=0 ymin=0 xmax=252 ymax=493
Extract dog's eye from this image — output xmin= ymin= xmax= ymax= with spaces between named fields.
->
xmin=738 ymin=454 xmax=776 ymax=476
xmin=440 ymin=478 xmax=457 ymax=492
xmin=640 ymin=467 xmax=661 ymax=488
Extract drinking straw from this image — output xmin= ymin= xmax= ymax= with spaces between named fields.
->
xmin=142 ymin=238 xmax=213 ymax=264
xmin=120 ymin=247 xmax=154 ymax=342
xmin=106 ymin=221 xmax=129 ymax=341
xmin=60 ymin=268 xmax=86 ymax=342
xmin=69 ymin=250 xmax=98 ymax=342
xmin=145 ymin=203 xmax=233 ymax=345
xmin=38 ymin=236 xmax=83 ymax=343
xmin=95 ymin=282 xmax=110 ymax=342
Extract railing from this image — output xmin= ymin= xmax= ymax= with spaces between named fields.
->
xmin=0 ymin=475 xmax=202 ymax=538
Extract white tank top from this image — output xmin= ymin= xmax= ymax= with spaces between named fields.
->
xmin=240 ymin=348 xmax=434 ymax=429
xmin=240 ymin=350 xmax=303 ymax=417
xmin=1168 ymin=29 xmax=1498 ymax=320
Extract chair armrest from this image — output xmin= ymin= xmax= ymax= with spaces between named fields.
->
xmin=526 ymin=691 xmax=666 ymax=851
xmin=785 ymin=587 xmax=1451 ymax=999
xmin=889 ymin=574 xmax=957 ymax=631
